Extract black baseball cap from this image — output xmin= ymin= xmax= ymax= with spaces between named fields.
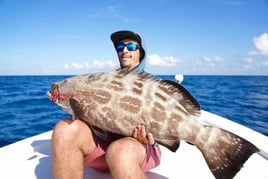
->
xmin=110 ymin=30 xmax=145 ymax=61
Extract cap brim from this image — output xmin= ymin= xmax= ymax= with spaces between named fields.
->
xmin=111 ymin=30 xmax=141 ymax=46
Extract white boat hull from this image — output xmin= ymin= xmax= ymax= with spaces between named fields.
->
xmin=1 ymin=110 xmax=268 ymax=179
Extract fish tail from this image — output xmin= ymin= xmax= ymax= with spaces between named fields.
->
xmin=195 ymin=126 xmax=259 ymax=179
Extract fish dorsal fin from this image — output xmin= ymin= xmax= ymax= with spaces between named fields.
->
xmin=161 ymin=80 xmax=201 ymax=115
xmin=114 ymin=69 xmax=201 ymax=115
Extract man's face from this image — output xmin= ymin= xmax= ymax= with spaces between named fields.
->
xmin=117 ymin=39 xmax=140 ymax=70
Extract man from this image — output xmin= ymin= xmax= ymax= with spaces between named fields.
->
xmin=51 ymin=30 xmax=161 ymax=179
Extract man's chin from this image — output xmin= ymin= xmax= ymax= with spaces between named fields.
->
xmin=121 ymin=60 xmax=131 ymax=66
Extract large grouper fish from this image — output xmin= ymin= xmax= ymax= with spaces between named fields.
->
xmin=47 ymin=69 xmax=259 ymax=179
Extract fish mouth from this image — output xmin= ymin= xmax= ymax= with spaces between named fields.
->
xmin=47 ymin=84 xmax=74 ymax=103
xmin=47 ymin=84 xmax=60 ymax=103
xmin=47 ymin=89 xmax=73 ymax=115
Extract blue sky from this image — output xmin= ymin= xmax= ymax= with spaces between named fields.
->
xmin=0 ymin=0 xmax=268 ymax=75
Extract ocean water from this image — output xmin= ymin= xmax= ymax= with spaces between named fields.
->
xmin=0 ymin=75 xmax=267 ymax=147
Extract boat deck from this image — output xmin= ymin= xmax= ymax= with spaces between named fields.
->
xmin=1 ymin=110 xmax=268 ymax=178
xmin=0 ymin=131 xmax=268 ymax=178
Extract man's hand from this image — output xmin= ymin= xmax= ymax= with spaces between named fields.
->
xmin=132 ymin=124 xmax=155 ymax=145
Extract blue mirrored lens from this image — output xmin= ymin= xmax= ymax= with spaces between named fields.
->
xmin=116 ymin=43 xmax=139 ymax=52
xmin=126 ymin=43 xmax=138 ymax=51
xmin=116 ymin=44 xmax=125 ymax=51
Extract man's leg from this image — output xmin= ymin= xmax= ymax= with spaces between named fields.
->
xmin=105 ymin=137 xmax=148 ymax=179
xmin=51 ymin=119 xmax=96 ymax=179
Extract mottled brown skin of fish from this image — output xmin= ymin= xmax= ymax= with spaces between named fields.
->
xmin=48 ymin=69 xmax=259 ymax=179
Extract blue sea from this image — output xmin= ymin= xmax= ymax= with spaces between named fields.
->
xmin=0 ymin=75 xmax=268 ymax=147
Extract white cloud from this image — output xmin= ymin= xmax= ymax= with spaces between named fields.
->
xmin=148 ymin=54 xmax=180 ymax=67
xmin=204 ymin=56 xmax=224 ymax=63
xmin=262 ymin=61 xmax=268 ymax=66
xmin=91 ymin=60 xmax=117 ymax=69
xmin=64 ymin=63 xmax=85 ymax=70
xmin=244 ymin=57 xmax=253 ymax=63
xmin=214 ymin=56 xmax=224 ymax=63
xmin=64 ymin=60 xmax=117 ymax=70
xmin=191 ymin=59 xmax=202 ymax=67
xmin=203 ymin=56 xmax=211 ymax=63
xmin=248 ymin=50 xmax=258 ymax=56
xmin=243 ymin=64 xmax=252 ymax=70
xmin=249 ymin=33 xmax=268 ymax=56
xmin=203 ymin=56 xmax=224 ymax=68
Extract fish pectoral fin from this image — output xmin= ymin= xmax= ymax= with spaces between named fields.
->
xmin=156 ymin=139 xmax=180 ymax=152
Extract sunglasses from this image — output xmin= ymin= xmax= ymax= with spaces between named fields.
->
xmin=116 ymin=43 xmax=140 ymax=52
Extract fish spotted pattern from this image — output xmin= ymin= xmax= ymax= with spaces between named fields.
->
xmin=47 ymin=69 xmax=259 ymax=179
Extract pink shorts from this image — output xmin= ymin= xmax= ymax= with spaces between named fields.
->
xmin=84 ymin=135 xmax=161 ymax=172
